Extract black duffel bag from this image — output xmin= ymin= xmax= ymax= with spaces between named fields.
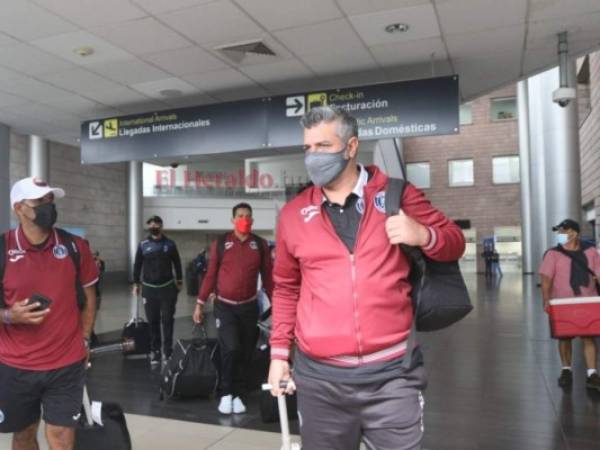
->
xmin=75 ymin=387 xmax=131 ymax=450
xmin=385 ymin=178 xmax=472 ymax=332
xmin=160 ymin=325 xmax=219 ymax=400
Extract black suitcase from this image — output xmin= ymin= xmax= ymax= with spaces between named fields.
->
xmin=121 ymin=295 xmax=151 ymax=355
xmin=121 ymin=318 xmax=151 ymax=355
xmin=75 ymin=387 xmax=132 ymax=450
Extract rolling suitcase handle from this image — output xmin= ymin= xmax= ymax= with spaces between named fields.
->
xmin=82 ymin=386 xmax=94 ymax=427
xmin=126 ymin=293 xmax=142 ymax=328
xmin=262 ymin=382 xmax=301 ymax=450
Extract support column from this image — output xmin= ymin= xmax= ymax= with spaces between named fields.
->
xmin=517 ymin=81 xmax=533 ymax=274
xmin=0 ymin=124 xmax=10 ymax=233
xmin=128 ymin=161 xmax=143 ymax=282
xmin=543 ymin=62 xmax=581 ymax=236
xmin=527 ymin=71 xmax=549 ymax=272
xmin=527 ymin=63 xmax=581 ymax=270
xmin=28 ymin=135 xmax=49 ymax=180
xmin=373 ymin=138 xmax=405 ymax=178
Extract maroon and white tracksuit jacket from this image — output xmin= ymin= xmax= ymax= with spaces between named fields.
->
xmin=198 ymin=232 xmax=273 ymax=305
xmin=270 ymin=165 xmax=465 ymax=366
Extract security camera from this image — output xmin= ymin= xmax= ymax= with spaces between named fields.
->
xmin=170 ymin=162 xmax=179 ymax=169
xmin=552 ymin=87 xmax=576 ymax=107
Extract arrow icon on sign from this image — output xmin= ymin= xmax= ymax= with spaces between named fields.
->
xmin=286 ymin=96 xmax=305 ymax=117
xmin=291 ymin=98 xmax=303 ymax=113
xmin=88 ymin=121 xmax=103 ymax=140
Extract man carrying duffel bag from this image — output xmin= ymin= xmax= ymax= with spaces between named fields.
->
xmin=268 ymin=106 xmax=468 ymax=450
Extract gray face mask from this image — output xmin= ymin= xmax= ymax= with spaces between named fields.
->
xmin=304 ymin=146 xmax=350 ymax=187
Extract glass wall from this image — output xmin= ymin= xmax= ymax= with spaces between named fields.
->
xmin=494 ymin=226 xmax=522 ymax=273
xmin=459 ymin=228 xmax=477 ymax=273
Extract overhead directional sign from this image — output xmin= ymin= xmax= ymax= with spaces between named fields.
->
xmin=285 ymin=96 xmax=305 ymax=117
xmin=81 ymin=76 xmax=459 ymax=164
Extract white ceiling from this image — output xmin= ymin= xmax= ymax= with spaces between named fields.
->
xmin=0 ymin=0 xmax=598 ymax=146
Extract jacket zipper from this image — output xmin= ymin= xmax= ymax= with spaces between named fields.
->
xmin=350 ymin=254 xmax=364 ymax=361
xmin=351 ymin=205 xmax=367 ymax=361
xmin=319 ymin=201 xmax=368 ymax=362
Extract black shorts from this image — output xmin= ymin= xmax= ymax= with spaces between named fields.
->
xmin=0 ymin=360 xmax=85 ymax=433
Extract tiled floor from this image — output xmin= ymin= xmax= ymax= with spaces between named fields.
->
xmin=2 ymin=274 xmax=600 ymax=449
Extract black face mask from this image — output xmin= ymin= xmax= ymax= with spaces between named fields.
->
xmin=149 ymin=227 xmax=161 ymax=237
xmin=33 ymin=203 xmax=57 ymax=230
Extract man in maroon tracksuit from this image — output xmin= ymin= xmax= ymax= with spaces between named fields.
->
xmin=268 ymin=106 xmax=465 ymax=450
xmin=194 ymin=203 xmax=273 ymax=415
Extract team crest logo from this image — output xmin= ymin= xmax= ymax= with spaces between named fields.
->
xmin=225 ymin=242 xmax=234 ymax=250
xmin=8 ymin=249 xmax=26 ymax=262
xmin=300 ymin=205 xmax=320 ymax=223
xmin=163 ymin=245 xmax=168 ymax=253
xmin=0 ymin=409 xmax=4 ymax=424
xmin=250 ymin=241 xmax=258 ymax=250
xmin=374 ymin=192 xmax=386 ymax=213
xmin=356 ymin=198 xmax=365 ymax=215
xmin=53 ymin=244 xmax=68 ymax=259
xmin=215 ymin=318 xmax=221 ymax=329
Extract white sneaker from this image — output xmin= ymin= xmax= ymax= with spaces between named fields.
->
xmin=218 ymin=395 xmax=232 ymax=414
xmin=232 ymin=396 xmax=246 ymax=414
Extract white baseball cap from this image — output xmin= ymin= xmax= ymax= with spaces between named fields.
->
xmin=10 ymin=177 xmax=65 ymax=208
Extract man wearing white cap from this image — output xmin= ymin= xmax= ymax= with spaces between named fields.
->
xmin=0 ymin=177 xmax=99 ymax=450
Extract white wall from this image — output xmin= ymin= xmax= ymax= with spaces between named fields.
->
xmin=144 ymin=197 xmax=282 ymax=231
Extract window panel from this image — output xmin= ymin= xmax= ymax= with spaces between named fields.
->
xmin=490 ymin=97 xmax=517 ymax=121
xmin=459 ymin=103 xmax=473 ymax=125
xmin=448 ymin=159 xmax=474 ymax=187
xmin=492 ymin=156 xmax=520 ymax=184
xmin=406 ymin=162 xmax=430 ymax=189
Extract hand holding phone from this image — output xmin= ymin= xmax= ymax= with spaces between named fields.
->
xmin=8 ymin=295 xmax=52 ymax=325
xmin=27 ymin=294 xmax=53 ymax=312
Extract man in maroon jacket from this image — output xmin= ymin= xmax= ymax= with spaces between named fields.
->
xmin=268 ymin=106 xmax=465 ymax=450
xmin=193 ymin=203 xmax=273 ymax=415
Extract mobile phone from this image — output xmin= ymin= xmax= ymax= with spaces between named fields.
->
xmin=27 ymin=294 xmax=53 ymax=312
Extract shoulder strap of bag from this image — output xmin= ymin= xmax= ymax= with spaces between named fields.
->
xmin=384 ymin=178 xmax=424 ymax=261
xmin=384 ymin=178 xmax=422 ymax=370
xmin=213 ymin=233 xmax=230 ymax=297
xmin=56 ymin=228 xmax=86 ymax=309
xmin=384 ymin=177 xmax=405 ymax=217
xmin=250 ymin=233 xmax=266 ymax=270
xmin=216 ymin=233 xmax=228 ymax=274
xmin=0 ymin=232 xmax=7 ymax=309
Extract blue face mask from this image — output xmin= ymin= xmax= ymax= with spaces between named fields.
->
xmin=557 ymin=233 xmax=569 ymax=245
